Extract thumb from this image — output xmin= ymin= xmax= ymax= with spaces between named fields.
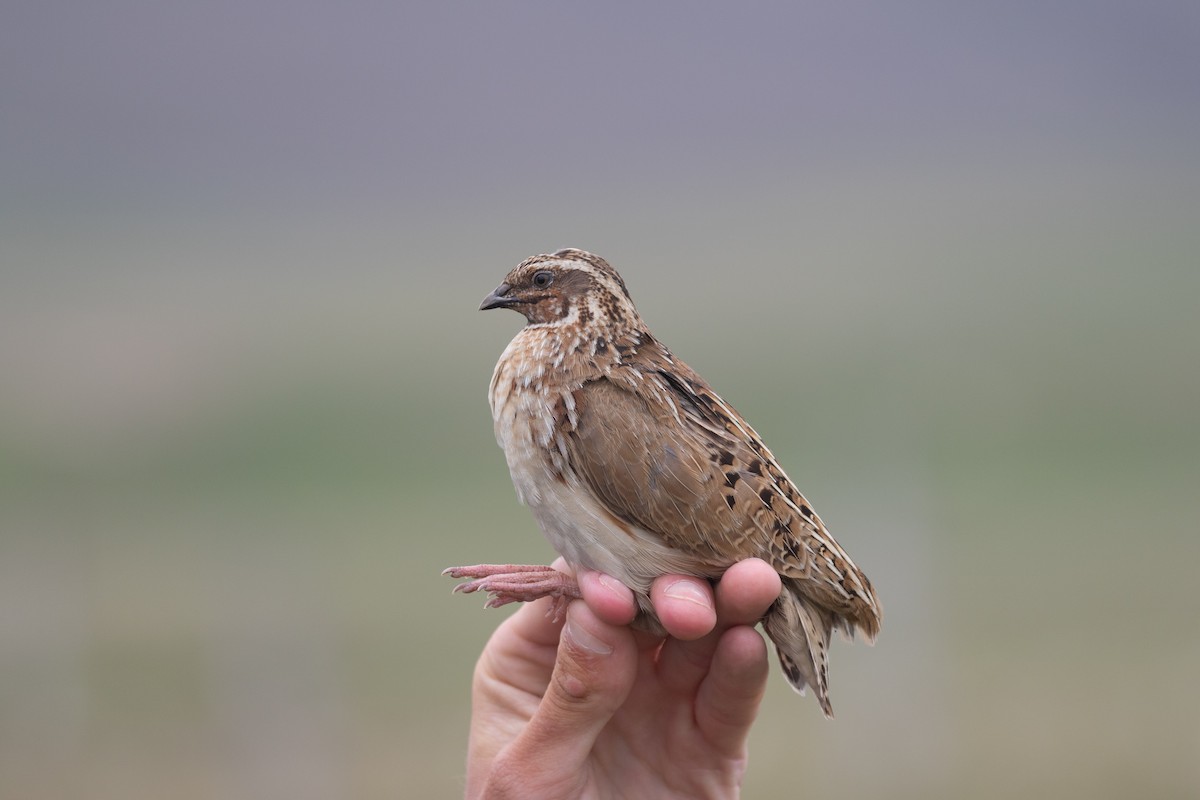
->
xmin=504 ymin=602 xmax=637 ymax=786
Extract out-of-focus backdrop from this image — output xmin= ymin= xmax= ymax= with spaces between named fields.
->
xmin=3 ymin=3 xmax=1198 ymax=798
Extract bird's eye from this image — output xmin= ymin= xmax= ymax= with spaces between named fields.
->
xmin=532 ymin=270 xmax=553 ymax=288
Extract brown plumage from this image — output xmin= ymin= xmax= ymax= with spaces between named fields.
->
xmin=446 ymin=248 xmax=881 ymax=717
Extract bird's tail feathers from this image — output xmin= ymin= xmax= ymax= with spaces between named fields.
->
xmin=763 ymin=581 xmax=838 ymax=719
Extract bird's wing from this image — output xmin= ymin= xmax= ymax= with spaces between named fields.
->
xmin=565 ymin=374 xmax=752 ymax=563
xmin=561 ymin=340 xmax=880 ymax=636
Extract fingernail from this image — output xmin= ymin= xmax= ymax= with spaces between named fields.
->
xmin=597 ymin=572 xmax=626 ymax=598
xmin=664 ymin=579 xmax=711 ymax=608
xmin=564 ymin=618 xmax=613 ymax=655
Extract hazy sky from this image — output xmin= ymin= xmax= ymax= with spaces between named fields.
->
xmin=4 ymin=1 xmax=1198 ymax=225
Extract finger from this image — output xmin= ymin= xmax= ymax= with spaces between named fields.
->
xmin=473 ymin=560 xmax=584 ymax=698
xmin=472 ymin=602 xmax=566 ymax=709
xmin=650 ymin=574 xmax=716 ymax=641
xmin=577 ymin=570 xmax=638 ymax=626
xmin=466 ymin=597 xmax=572 ymax=799
xmin=500 ymin=602 xmax=638 ymax=786
xmin=694 ymin=625 xmax=770 ymax=756
xmin=714 ymin=558 xmax=782 ymax=625
xmin=653 ymin=559 xmax=780 ymax=695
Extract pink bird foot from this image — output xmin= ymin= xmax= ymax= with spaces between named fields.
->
xmin=443 ymin=563 xmax=581 ymax=621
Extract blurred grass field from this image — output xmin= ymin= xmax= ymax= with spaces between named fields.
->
xmin=2 ymin=156 xmax=1198 ymax=798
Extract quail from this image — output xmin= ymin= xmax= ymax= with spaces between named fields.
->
xmin=447 ymin=249 xmax=880 ymax=717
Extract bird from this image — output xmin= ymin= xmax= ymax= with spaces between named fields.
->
xmin=445 ymin=248 xmax=880 ymax=717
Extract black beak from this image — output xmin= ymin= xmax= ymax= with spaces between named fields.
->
xmin=480 ymin=283 xmax=516 ymax=310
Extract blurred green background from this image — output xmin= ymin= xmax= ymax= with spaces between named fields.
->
xmin=3 ymin=3 xmax=1198 ymax=798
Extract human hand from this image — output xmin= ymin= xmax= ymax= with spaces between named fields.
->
xmin=464 ymin=558 xmax=783 ymax=799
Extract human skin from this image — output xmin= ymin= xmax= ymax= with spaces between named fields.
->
xmin=464 ymin=558 xmax=783 ymax=799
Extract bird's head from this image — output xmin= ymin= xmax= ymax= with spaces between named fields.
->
xmin=481 ymin=249 xmax=642 ymax=331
